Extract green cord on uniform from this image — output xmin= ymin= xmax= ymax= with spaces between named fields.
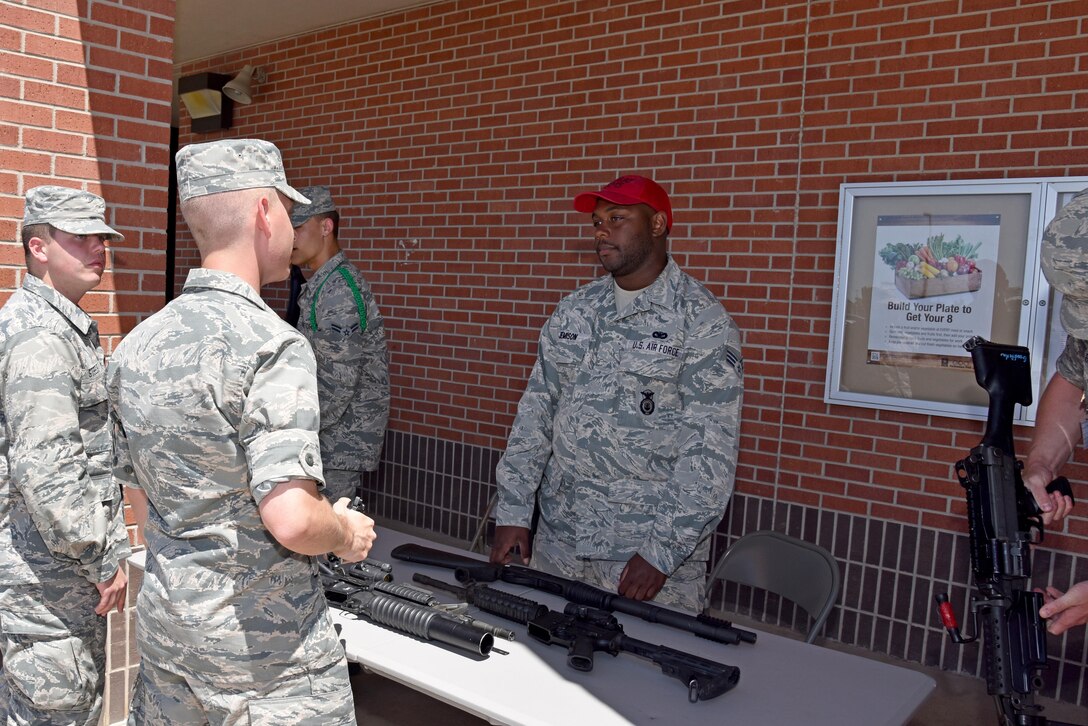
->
xmin=310 ymin=264 xmax=367 ymax=333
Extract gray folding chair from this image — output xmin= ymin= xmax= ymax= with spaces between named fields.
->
xmin=468 ymin=493 xmax=496 ymax=554
xmin=707 ymin=530 xmax=840 ymax=644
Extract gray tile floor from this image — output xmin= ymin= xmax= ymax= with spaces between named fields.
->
xmin=350 ymin=642 xmax=1088 ymax=726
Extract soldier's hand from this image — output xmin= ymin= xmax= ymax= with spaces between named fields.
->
xmin=1023 ymin=466 xmax=1074 ymax=526
xmin=489 ymin=525 xmax=531 ymax=565
xmin=94 ymin=566 xmax=128 ymax=616
xmin=332 ymin=497 xmax=376 ymax=563
xmin=618 ymin=553 xmax=667 ymax=601
xmin=1040 ymin=582 xmax=1088 ymax=636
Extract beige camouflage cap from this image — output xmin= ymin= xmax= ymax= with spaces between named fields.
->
xmin=1041 ymin=188 xmax=1088 ymax=339
xmin=175 ymin=138 xmax=310 ymax=204
xmin=289 ymin=185 xmax=336 ymax=228
xmin=22 ymin=186 xmax=123 ymax=240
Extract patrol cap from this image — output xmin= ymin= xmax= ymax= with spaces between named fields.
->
xmin=1041 ymin=188 xmax=1088 ymax=339
xmin=290 ymin=185 xmax=336 ymax=228
xmin=574 ymin=175 xmax=673 ymax=231
xmin=22 ymin=186 xmax=123 ymax=241
xmin=175 ymin=138 xmax=310 ymax=205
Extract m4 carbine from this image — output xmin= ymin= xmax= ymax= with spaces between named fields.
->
xmin=934 ymin=337 xmax=1075 ymax=726
xmin=414 ymin=573 xmax=740 ymax=702
xmin=391 ymin=543 xmax=757 ymax=646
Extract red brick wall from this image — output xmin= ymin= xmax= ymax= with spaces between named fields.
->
xmin=176 ymin=0 xmax=1088 ymax=553
xmin=2 ymin=0 xmax=173 ymax=353
xmin=2 ymin=1 xmax=173 ymax=721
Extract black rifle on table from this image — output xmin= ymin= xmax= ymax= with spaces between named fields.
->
xmin=391 ymin=543 xmax=757 ymax=646
xmin=321 ymin=498 xmax=513 ymax=657
xmin=414 ymin=573 xmax=740 ymax=702
xmin=934 ymin=337 xmax=1076 ymax=726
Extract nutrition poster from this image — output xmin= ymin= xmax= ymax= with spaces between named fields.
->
xmin=866 ymin=214 xmax=999 ymax=369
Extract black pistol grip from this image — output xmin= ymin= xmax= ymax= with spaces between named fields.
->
xmin=1024 ymin=476 xmax=1076 ymax=523
xmin=1047 ymin=476 xmax=1074 ymax=502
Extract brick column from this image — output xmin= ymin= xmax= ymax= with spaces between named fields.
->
xmin=0 ymin=1 xmax=174 ymax=721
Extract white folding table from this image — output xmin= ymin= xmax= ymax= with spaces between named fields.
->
xmin=332 ymin=527 xmax=935 ymax=726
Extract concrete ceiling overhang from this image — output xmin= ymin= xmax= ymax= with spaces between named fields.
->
xmin=175 ymin=0 xmax=434 ymax=65
xmin=172 ymin=0 xmax=433 ymax=126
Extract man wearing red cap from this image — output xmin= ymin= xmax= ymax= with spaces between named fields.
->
xmin=489 ymin=175 xmax=744 ymax=612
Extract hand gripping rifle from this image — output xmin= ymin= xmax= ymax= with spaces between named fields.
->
xmin=934 ymin=337 xmax=1075 ymax=726
xmin=322 ymin=498 xmax=508 ymax=657
xmin=391 ymin=543 xmax=757 ymax=646
xmin=414 ymin=573 xmax=741 ymax=702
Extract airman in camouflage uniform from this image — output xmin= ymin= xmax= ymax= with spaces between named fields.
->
xmin=290 ymin=186 xmax=390 ymax=502
xmin=1027 ymin=187 xmax=1088 ymax=635
xmin=490 ymin=176 xmax=743 ymax=614
xmin=108 ymin=139 xmax=375 ymax=725
xmin=0 ymin=186 xmax=130 ymax=725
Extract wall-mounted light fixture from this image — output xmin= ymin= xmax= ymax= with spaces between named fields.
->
xmin=177 ymin=72 xmax=233 ymax=133
xmin=222 ymin=65 xmax=266 ymax=105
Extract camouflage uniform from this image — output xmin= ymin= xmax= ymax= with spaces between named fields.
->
xmin=1054 ymin=335 xmax=1088 ymax=446
xmin=1041 ymin=186 xmax=1088 ymax=442
xmin=292 ymin=187 xmax=390 ymax=502
xmin=0 ymin=187 xmax=130 ymax=725
xmin=108 ymin=140 xmax=356 ymax=725
xmin=495 ymin=257 xmax=744 ymax=613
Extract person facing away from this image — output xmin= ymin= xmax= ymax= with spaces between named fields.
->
xmin=1025 ymin=186 xmax=1088 ymax=636
xmin=107 ymin=139 xmax=375 ymax=725
xmin=0 ymin=186 xmax=130 ymax=725
xmin=290 ymin=186 xmax=390 ymax=502
xmin=489 ymin=174 xmax=744 ymax=614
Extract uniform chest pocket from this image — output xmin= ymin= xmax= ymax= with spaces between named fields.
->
xmin=549 ymin=340 xmax=589 ymax=391
xmin=616 ymin=343 xmax=684 ymax=429
xmin=79 ymin=363 xmax=107 ymax=407
xmin=78 ymin=361 xmax=111 ymax=480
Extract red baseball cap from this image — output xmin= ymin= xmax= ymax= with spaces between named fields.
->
xmin=573 ymin=175 xmax=673 ymax=231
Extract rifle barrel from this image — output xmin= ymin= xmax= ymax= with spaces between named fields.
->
xmin=413 ymin=573 xmax=547 ymax=625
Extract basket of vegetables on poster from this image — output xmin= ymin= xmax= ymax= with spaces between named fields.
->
xmin=880 ymin=235 xmax=982 ymax=300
